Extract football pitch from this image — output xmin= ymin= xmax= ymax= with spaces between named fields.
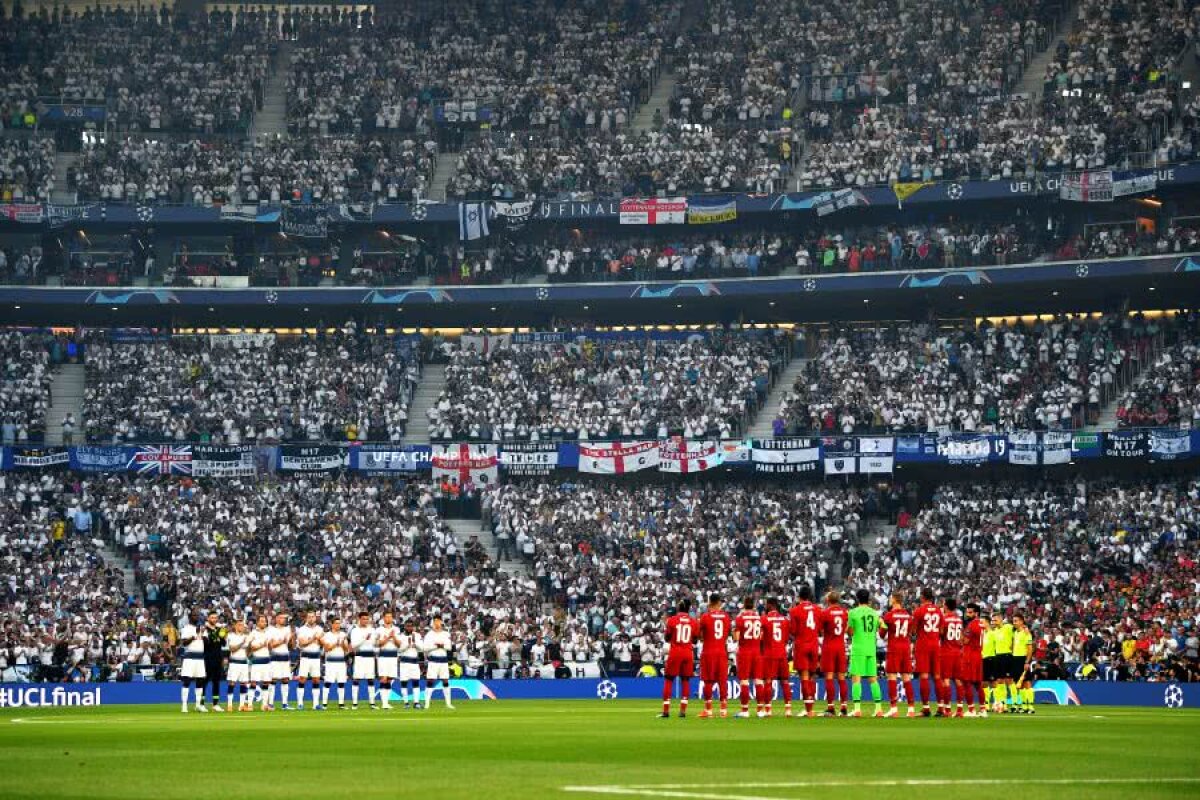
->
xmin=1 ymin=702 xmax=1198 ymax=799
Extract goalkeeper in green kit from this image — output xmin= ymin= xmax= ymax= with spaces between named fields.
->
xmin=848 ymin=589 xmax=885 ymax=718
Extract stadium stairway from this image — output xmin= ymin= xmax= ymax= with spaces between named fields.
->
xmin=429 ymin=152 xmax=457 ymax=201
xmin=1014 ymin=1 xmax=1078 ymax=98
xmin=632 ymin=71 xmax=680 ymax=134
xmin=403 ymin=363 xmax=447 ymax=443
xmin=50 ymin=151 xmax=79 ymax=205
xmin=45 ymin=362 xmax=85 ymax=446
xmin=250 ymin=41 xmax=292 ymax=139
xmin=444 ymin=517 xmax=530 ymax=576
xmin=745 ymin=357 xmax=807 ymax=438
xmin=96 ymin=541 xmax=138 ymax=598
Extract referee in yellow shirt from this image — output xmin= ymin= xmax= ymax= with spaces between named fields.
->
xmin=980 ymin=617 xmax=996 ymax=709
xmin=1012 ymin=615 xmax=1035 ymax=714
xmin=990 ymin=612 xmax=1014 ymax=712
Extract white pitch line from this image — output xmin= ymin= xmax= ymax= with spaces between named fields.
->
xmin=562 ymin=777 xmax=1200 ymax=799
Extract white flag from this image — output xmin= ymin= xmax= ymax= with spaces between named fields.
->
xmin=458 ymin=202 xmax=490 ymax=241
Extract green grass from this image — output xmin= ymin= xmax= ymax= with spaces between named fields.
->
xmin=0 ymin=702 xmax=1198 ymax=799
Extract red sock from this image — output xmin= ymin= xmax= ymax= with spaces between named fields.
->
xmin=662 ymin=679 xmax=672 ymax=714
xmin=757 ymin=682 xmax=769 ymax=709
xmin=905 ymin=680 xmax=917 ymax=706
xmin=803 ymin=679 xmax=814 ymax=711
xmin=782 ymin=681 xmax=792 ymax=704
xmin=740 ymin=683 xmax=750 ymax=712
xmin=839 ymin=678 xmax=850 ymax=707
xmin=887 ymin=678 xmax=898 ymax=707
xmin=976 ymin=683 xmax=984 ymax=708
xmin=919 ymin=677 xmax=931 ymax=706
xmin=824 ymin=679 xmax=836 ymax=709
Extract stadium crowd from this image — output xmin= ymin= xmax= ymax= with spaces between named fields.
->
xmin=771 ymin=314 xmax=1176 ymax=435
xmin=0 ymin=330 xmax=56 ymax=445
xmin=427 ymin=331 xmax=789 ymax=441
xmin=82 ymin=328 xmax=419 ymax=444
xmin=0 ymin=137 xmax=55 ymax=203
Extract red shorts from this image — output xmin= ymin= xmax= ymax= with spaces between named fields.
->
xmin=700 ymin=651 xmax=728 ymax=683
xmin=820 ymin=647 xmax=847 ymax=675
xmin=957 ymin=654 xmax=982 ymax=683
xmin=914 ymin=642 xmax=940 ymax=675
xmin=939 ymin=649 xmax=961 ymax=681
xmin=793 ymin=641 xmax=820 ymax=673
xmin=736 ymin=649 xmax=760 ymax=682
xmin=664 ymin=651 xmax=694 ymax=679
xmin=885 ymin=646 xmax=912 ymax=674
xmin=757 ymin=655 xmax=790 ymax=682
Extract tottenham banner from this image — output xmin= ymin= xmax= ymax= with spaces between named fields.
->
xmin=11 ymin=448 xmax=69 ymax=468
xmin=751 ymin=438 xmax=819 ymax=474
xmin=128 ymin=445 xmax=193 ymax=475
xmin=658 ymin=440 xmax=723 ymax=473
xmin=619 ymin=197 xmax=686 ymax=225
xmin=354 ymin=445 xmax=431 ymax=474
xmin=70 ymin=446 xmax=129 ymax=473
xmin=1008 ymin=431 xmax=1040 ymax=466
xmin=192 ymin=445 xmax=257 ymax=477
xmin=1149 ymin=429 xmax=1191 ymax=461
xmin=686 ymin=196 xmax=736 ymax=224
xmin=1104 ymin=430 xmax=1148 ymax=459
xmin=578 ymin=441 xmax=660 ymax=474
xmin=1042 ymin=431 xmax=1073 ymax=465
xmin=499 ymin=443 xmax=559 ymax=476
xmin=432 ymin=443 xmax=499 ymax=486
xmin=277 ymin=445 xmax=347 ymax=473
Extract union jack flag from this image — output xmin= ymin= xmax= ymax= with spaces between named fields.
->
xmin=128 ymin=445 xmax=193 ymax=475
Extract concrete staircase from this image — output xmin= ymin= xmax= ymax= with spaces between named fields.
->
xmin=1014 ymin=3 xmax=1077 ymax=97
xmin=428 ymin=152 xmax=457 ymax=201
xmin=444 ymin=517 xmax=529 ymax=575
xmin=250 ymin=41 xmax=292 ymax=138
xmin=404 ymin=363 xmax=447 ymax=442
xmin=96 ymin=540 xmax=138 ymax=597
xmin=45 ymin=363 xmax=85 ymax=446
xmin=632 ymin=70 xmax=679 ymax=133
xmin=746 ymin=357 xmax=808 ymax=438
xmin=50 ymin=151 xmax=80 ymax=205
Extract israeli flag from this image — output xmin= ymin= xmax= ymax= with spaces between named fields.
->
xmin=458 ymin=202 xmax=490 ymax=241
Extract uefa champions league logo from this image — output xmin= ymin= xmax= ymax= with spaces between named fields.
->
xmin=596 ymin=680 xmax=619 ymax=700
xmin=1164 ymin=684 xmax=1184 ymax=708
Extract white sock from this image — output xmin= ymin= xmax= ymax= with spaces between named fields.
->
xmin=297 ymin=683 xmax=306 ymax=706
xmin=181 ymin=686 xmax=189 ymax=706
xmin=351 ymin=683 xmax=359 ymax=704
xmin=337 ymin=684 xmax=345 ymax=704
xmin=443 ymin=683 xmax=452 ymax=706
xmin=400 ymin=684 xmax=409 ymax=704
xmin=369 ymin=684 xmax=377 ymax=705
xmin=193 ymin=687 xmax=204 ymax=705
xmin=281 ymin=681 xmax=291 ymax=705
xmin=322 ymin=685 xmax=330 ymax=705
xmin=266 ymin=683 xmax=276 ymax=707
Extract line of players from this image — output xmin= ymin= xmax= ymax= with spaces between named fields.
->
xmin=662 ymin=587 xmax=1036 ymax=719
xmin=177 ymin=610 xmax=456 ymax=713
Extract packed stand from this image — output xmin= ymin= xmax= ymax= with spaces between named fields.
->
xmin=82 ymin=326 xmax=419 ymax=444
xmin=0 ymin=137 xmax=55 ymax=203
xmin=68 ymin=135 xmax=436 ymax=204
xmin=448 ymin=122 xmax=797 ymax=198
xmin=484 ymin=481 xmax=863 ymax=674
xmin=858 ymin=478 xmax=1200 ymax=681
xmin=1054 ymin=222 xmax=1200 ymax=261
xmin=772 ymin=315 xmax=1165 ymax=434
xmin=0 ymin=6 xmax=274 ymax=133
xmin=427 ymin=331 xmax=788 ymax=441
xmin=0 ymin=330 xmax=68 ymax=445
xmin=286 ymin=0 xmax=676 ymax=136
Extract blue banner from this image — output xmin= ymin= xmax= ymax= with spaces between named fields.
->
xmin=352 ymin=444 xmax=431 ymax=473
xmin=0 ymin=679 xmax=1195 ymax=707
xmin=40 ymin=104 xmax=106 ymax=123
xmin=70 ymin=446 xmax=131 ymax=473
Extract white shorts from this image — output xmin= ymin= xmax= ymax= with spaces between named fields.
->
xmin=426 ymin=662 xmax=449 ymax=682
xmin=377 ymin=656 xmax=399 ymax=679
xmin=180 ymin=657 xmax=206 ymax=680
xmin=297 ymin=655 xmax=322 ymax=679
xmin=227 ymin=661 xmax=250 ymax=684
xmin=250 ymin=662 xmax=272 ymax=684
xmin=271 ymin=657 xmax=292 ymax=681
xmin=400 ymin=662 xmax=421 ymax=682
xmin=324 ymin=661 xmax=348 ymax=683
xmin=353 ymin=655 xmax=377 ymax=680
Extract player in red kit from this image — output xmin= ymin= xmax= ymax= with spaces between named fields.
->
xmin=939 ymin=597 xmax=965 ymax=717
xmin=788 ymin=584 xmax=822 ymax=717
xmin=759 ymin=598 xmax=793 ymax=717
xmin=911 ymin=587 xmax=944 ymax=716
xmin=820 ymin=590 xmax=850 ymax=716
xmin=959 ymin=603 xmax=986 ymax=717
xmin=661 ymin=598 xmax=699 ymax=718
xmin=733 ymin=597 xmax=764 ymax=718
xmin=880 ymin=594 xmax=917 ymax=717
xmin=697 ymin=593 xmax=731 ymax=718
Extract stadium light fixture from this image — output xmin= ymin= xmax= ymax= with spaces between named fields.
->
xmin=13 ymin=305 xmax=19 ymax=310
xmin=1184 ymin=81 xmax=1193 ymax=89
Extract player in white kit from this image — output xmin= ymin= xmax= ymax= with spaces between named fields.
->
xmin=268 ymin=612 xmax=295 ymax=710
xmin=321 ymin=617 xmax=350 ymax=709
xmin=375 ymin=610 xmax=400 ymax=710
xmin=225 ymin=620 xmax=251 ymax=711
xmin=398 ymin=619 xmax=423 ymax=709
xmin=295 ymin=610 xmax=324 ymax=710
xmin=350 ymin=611 xmax=378 ymax=709
xmin=179 ymin=612 xmax=208 ymax=713
xmin=247 ymin=615 xmax=274 ymax=711
xmin=422 ymin=616 xmax=454 ymax=709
